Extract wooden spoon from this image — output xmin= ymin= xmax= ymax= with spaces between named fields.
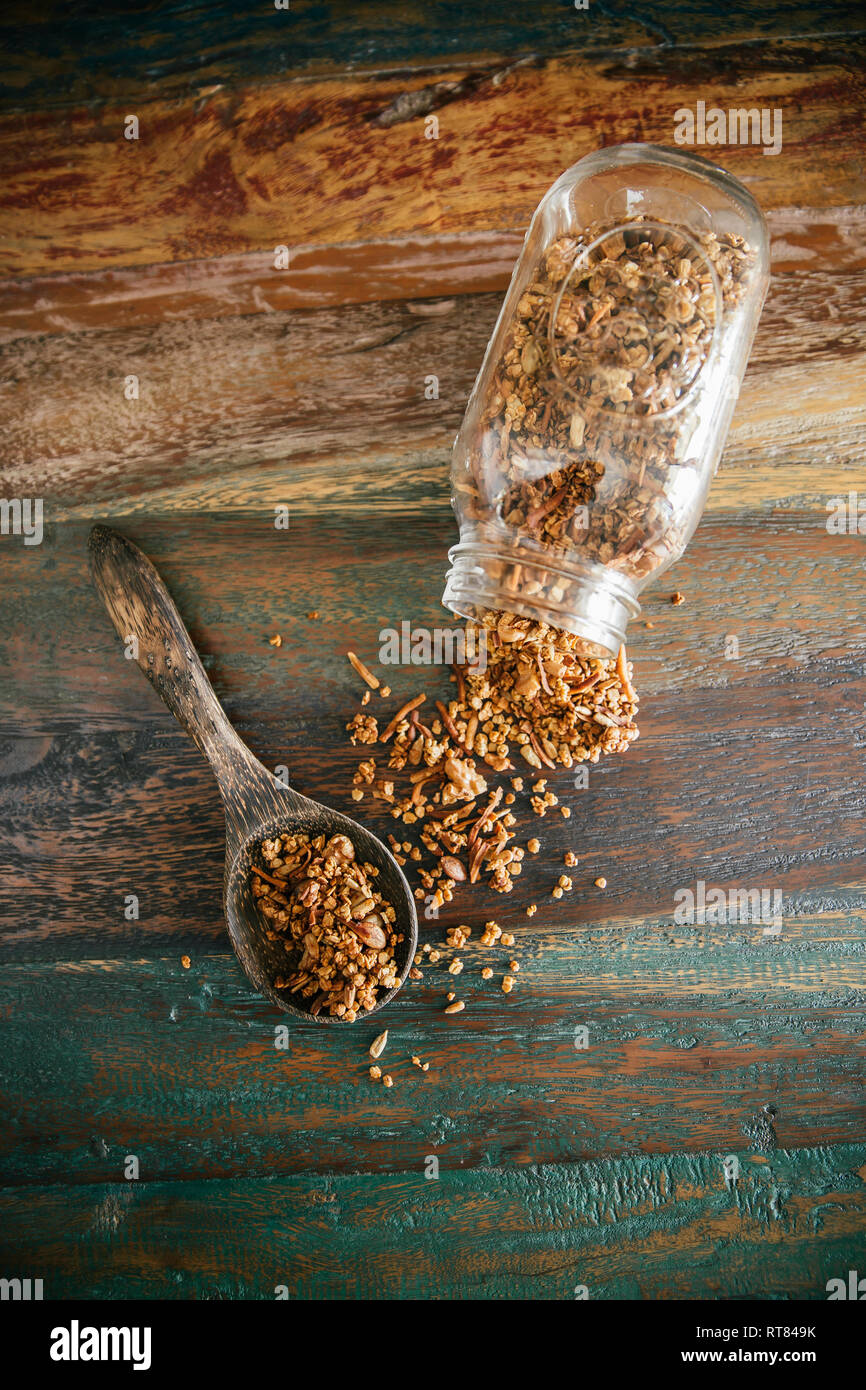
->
xmin=88 ymin=524 xmax=418 ymax=1023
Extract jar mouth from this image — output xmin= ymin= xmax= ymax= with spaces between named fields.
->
xmin=442 ymin=537 xmax=640 ymax=656
xmin=546 ymin=219 xmax=723 ymax=422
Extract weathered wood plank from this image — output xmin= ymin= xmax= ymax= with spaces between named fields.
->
xmin=1 ymin=1147 xmax=864 ymax=1298
xmin=2 ymin=701 xmax=866 ymax=955
xmin=2 ymin=511 xmax=866 ymax=954
xmin=0 ymin=955 xmax=864 ymax=1181
xmin=0 ymin=231 xmax=520 ymax=338
xmin=2 ymin=512 xmax=866 ymax=721
xmin=1 ymin=43 xmax=863 ymax=279
xmin=3 ymin=1 xmax=860 ymax=114
xmin=0 ymin=214 xmax=863 ymax=514
xmin=0 ymin=203 xmax=860 ymax=336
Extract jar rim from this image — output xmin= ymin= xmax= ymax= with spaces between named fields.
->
xmin=443 ymin=534 xmax=642 ymax=656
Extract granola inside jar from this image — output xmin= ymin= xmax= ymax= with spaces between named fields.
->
xmin=443 ymin=144 xmax=770 ymax=654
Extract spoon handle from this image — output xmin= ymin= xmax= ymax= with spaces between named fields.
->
xmin=88 ymin=525 xmax=289 ymax=815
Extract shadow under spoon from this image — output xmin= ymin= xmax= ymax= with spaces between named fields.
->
xmin=87 ymin=524 xmax=418 ymax=1022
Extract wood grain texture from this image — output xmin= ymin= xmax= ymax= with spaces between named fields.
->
xmin=3 ymin=708 xmax=866 ymax=954
xmin=2 ymin=514 xmax=866 ymax=958
xmin=3 ymin=1 xmax=860 ymax=112
xmin=0 ymin=954 xmax=863 ymax=1183
xmin=2 ymin=515 xmax=863 ymax=1182
xmin=0 ymin=204 xmax=860 ymax=336
xmin=1 ymin=42 xmax=864 ymax=279
xmin=1 ymin=1146 xmax=864 ymax=1299
xmin=1 ymin=207 xmax=862 ymax=515
xmin=3 ymin=512 xmax=866 ymax=721
xmin=2 ymin=0 xmax=865 ymax=1300
xmin=0 ymin=231 xmax=520 ymax=337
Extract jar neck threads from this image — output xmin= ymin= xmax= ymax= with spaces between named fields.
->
xmin=442 ymin=531 xmax=640 ymax=656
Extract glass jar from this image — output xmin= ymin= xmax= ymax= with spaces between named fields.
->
xmin=442 ymin=143 xmax=769 ymax=654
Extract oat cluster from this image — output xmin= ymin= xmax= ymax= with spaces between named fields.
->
xmin=251 ymin=831 xmax=401 ymax=1019
xmin=347 ymin=610 xmax=637 ymax=905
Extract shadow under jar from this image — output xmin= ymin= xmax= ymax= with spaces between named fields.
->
xmin=443 ymin=143 xmax=770 ymax=655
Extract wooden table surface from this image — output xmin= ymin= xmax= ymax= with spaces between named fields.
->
xmin=1 ymin=1 xmax=864 ymax=1301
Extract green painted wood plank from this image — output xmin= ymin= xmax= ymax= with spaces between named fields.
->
xmin=2 ymin=514 xmax=866 ymax=957
xmin=3 ymin=513 xmax=866 ymax=723
xmin=1 ymin=1146 xmax=864 ymax=1298
xmin=1 ymin=2 xmax=860 ymax=113
xmin=0 ymin=955 xmax=863 ymax=1182
xmin=2 ymin=708 xmax=866 ymax=958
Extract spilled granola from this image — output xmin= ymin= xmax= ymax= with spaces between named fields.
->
xmin=346 ymin=608 xmax=637 ymax=905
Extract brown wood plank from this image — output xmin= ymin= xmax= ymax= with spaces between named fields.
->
xmin=2 ymin=512 xmax=866 ymax=722
xmin=2 ymin=706 xmax=866 ymax=956
xmin=0 ymin=43 xmax=863 ymax=279
xmin=0 ymin=203 xmax=861 ymax=338
xmin=0 ymin=210 xmax=863 ymax=515
xmin=0 ymin=232 xmax=520 ymax=339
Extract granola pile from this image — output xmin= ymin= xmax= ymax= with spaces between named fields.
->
xmin=251 ymin=830 xmax=401 ymax=1019
xmin=455 ymin=216 xmax=756 ymax=586
xmin=346 ymin=609 xmax=637 ymax=906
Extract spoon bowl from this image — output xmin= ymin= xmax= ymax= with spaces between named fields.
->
xmin=225 ymin=806 xmax=418 ymax=1021
xmin=88 ymin=525 xmax=418 ymax=1022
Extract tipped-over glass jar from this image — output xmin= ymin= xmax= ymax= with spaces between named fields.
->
xmin=442 ymin=143 xmax=769 ymax=654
